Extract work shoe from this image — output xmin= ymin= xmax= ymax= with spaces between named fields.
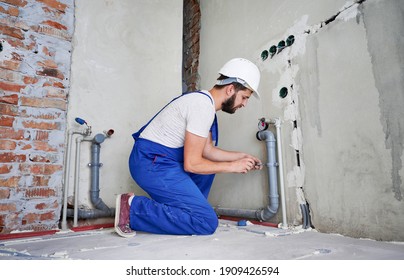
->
xmin=115 ymin=193 xmax=136 ymax=238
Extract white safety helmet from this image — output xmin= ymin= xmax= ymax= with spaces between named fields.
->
xmin=216 ymin=58 xmax=261 ymax=99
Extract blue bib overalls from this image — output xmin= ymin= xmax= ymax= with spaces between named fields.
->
xmin=128 ymin=92 xmax=219 ymax=235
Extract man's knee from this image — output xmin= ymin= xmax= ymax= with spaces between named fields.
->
xmin=207 ymin=215 xmax=219 ymax=234
xmin=200 ymin=210 xmax=218 ymax=235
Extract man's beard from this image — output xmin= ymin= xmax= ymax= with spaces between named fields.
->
xmin=221 ymin=93 xmax=238 ymax=114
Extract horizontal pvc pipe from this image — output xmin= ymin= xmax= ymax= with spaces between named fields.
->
xmin=66 ymin=208 xmax=114 ymax=219
xmin=219 ymin=215 xmax=278 ymax=228
xmin=0 ymin=230 xmax=59 ymax=241
xmin=215 ymin=208 xmax=260 ymax=220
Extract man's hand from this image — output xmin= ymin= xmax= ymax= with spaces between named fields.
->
xmin=243 ymin=154 xmax=263 ymax=171
xmin=231 ymin=157 xmax=257 ymax=173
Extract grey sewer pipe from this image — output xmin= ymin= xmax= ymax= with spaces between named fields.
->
xmin=215 ymin=129 xmax=281 ymax=223
xmin=66 ymin=130 xmax=115 ymax=227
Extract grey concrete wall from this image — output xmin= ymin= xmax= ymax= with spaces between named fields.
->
xmin=200 ymin=0 xmax=404 ymax=241
xmin=68 ymin=0 xmax=183 ymax=208
xmin=300 ymin=0 xmax=404 ymax=241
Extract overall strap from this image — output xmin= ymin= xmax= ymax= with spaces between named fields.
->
xmin=211 ymin=114 xmax=218 ymax=147
xmin=187 ymin=91 xmax=218 ymax=146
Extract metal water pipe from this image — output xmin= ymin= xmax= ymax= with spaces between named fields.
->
xmin=61 ymin=118 xmax=91 ymax=230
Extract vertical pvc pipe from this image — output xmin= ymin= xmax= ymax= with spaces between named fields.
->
xmin=73 ymin=136 xmax=84 ymax=227
xmin=256 ymin=130 xmax=279 ymax=220
xmin=61 ymin=130 xmax=74 ymax=230
xmin=90 ymin=141 xmax=101 ymax=208
xmin=274 ymin=118 xmax=288 ymax=228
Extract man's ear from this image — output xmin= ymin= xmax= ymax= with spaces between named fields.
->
xmin=226 ymin=84 xmax=235 ymax=97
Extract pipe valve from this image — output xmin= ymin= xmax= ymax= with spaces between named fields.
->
xmin=258 ymin=117 xmax=269 ymax=131
xmin=75 ymin=117 xmax=87 ymax=125
xmin=75 ymin=117 xmax=92 ymax=136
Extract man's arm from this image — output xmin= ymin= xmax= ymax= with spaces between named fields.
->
xmin=183 ymin=131 xmax=260 ymax=174
xmin=202 ymin=134 xmax=262 ymax=165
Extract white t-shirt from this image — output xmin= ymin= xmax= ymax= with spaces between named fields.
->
xmin=140 ymin=91 xmax=215 ymax=148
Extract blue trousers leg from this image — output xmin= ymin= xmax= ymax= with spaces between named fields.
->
xmin=128 ymin=140 xmax=218 ymax=235
xmin=189 ymin=173 xmax=215 ymax=199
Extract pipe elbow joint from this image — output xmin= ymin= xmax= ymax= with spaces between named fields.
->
xmin=93 ymin=133 xmax=106 ymax=144
xmin=256 ymin=130 xmax=275 ymax=142
xmin=91 ymin=193 xmax=112 ymax=212
xmin=259 ymin=204 xmax=279 ymax=221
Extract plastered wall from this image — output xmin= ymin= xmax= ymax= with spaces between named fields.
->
xmin=298 ymin=0 xmax=404 ymax=241
xmin=200 ymin=0 xmax=404 ymax=241
xmin=67 ymin=0 xmax=183 ymax=210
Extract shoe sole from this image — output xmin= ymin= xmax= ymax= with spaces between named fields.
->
xmin=114 ymin=194 xmax=136 ymax=238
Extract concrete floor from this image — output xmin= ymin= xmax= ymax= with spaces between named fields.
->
xmin=1 ymin=219 xmax=403 ymax=260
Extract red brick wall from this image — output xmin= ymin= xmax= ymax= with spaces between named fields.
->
xmin=182 ymin=0 xmax=200 ymax=92
xmin=0 ymin=0 xmax=74 ymax=233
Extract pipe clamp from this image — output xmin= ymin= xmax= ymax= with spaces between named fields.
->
xmin=88 ymin=163 xmax=103 ymax=167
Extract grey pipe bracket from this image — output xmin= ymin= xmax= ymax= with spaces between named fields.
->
xmin=88 ymin=163 xmax=103 ymax=167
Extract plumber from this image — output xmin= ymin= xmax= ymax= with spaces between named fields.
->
xmin=115 ymin=58 xmax=262 ymax=237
